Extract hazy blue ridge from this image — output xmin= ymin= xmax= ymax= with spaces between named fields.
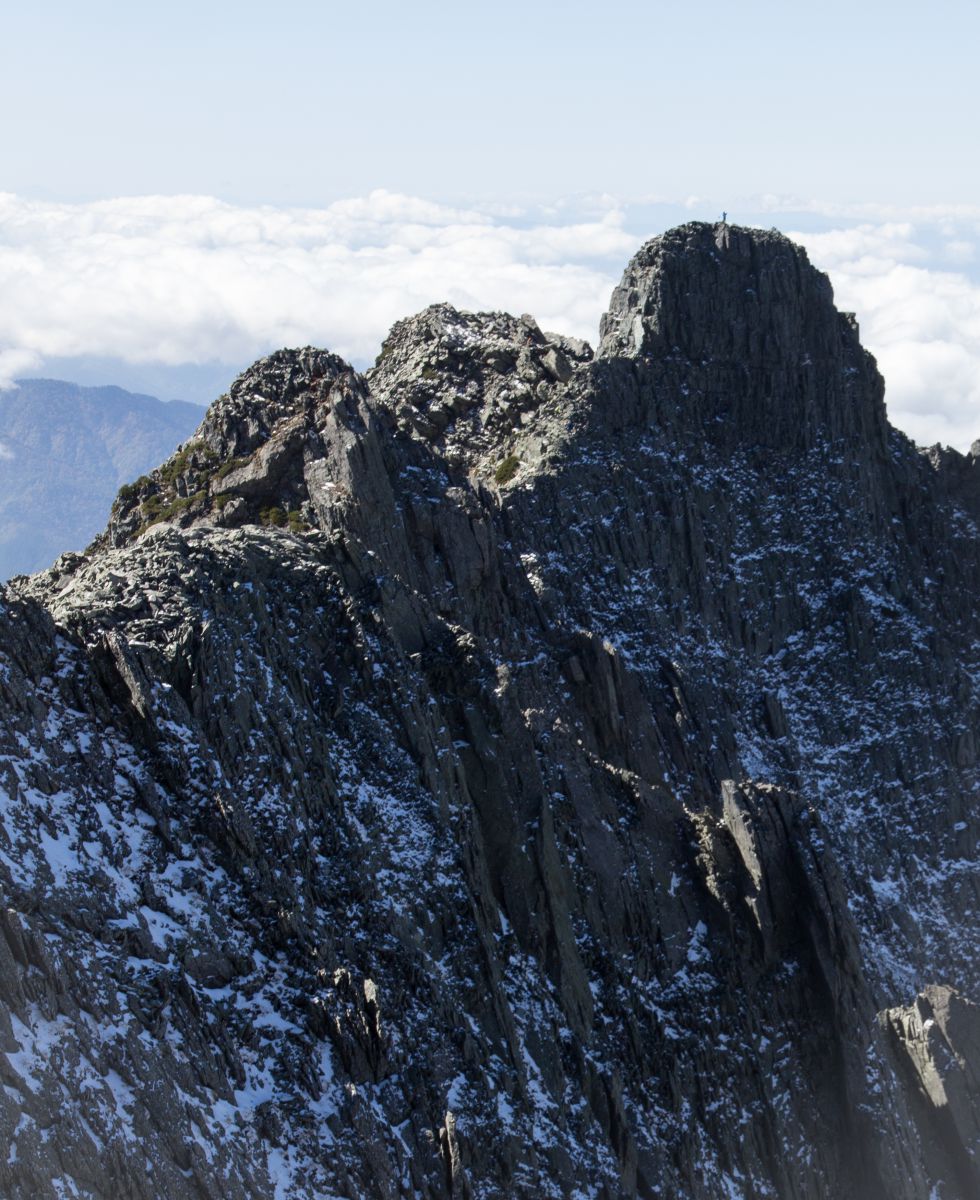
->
xmin=0 ymin=379 xmax=203 ymax=579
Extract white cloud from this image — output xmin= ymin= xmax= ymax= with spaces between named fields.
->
xmin=1 ymin=191 xmax=979 ymax=451
xmin=0 ymin=349 xmax=41 ymax=389
xmin=0 ymin=190 xmax=632 ymax=382
xmin=791 ymin=221 xmax=980 ymax=451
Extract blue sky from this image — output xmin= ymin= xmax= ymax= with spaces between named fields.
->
xmin=2 ymin=1 xmax=980 ymax=449
xmin=6 ymin=0 xmax=979 ymax=207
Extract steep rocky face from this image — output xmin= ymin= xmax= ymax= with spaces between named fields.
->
xmin=882 ymin=986 xmax=980 ymax=1198
xmin=1 ymin=222 xmax=977 ymax=1198
xmin=598 ymin=223 xmax=887 ymax=453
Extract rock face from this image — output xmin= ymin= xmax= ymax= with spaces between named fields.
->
xmin=0 ymin=222 xmax=978 ymax=1197
xmin=882 ymin=987 xmax=980 ymax=1197
xmin=0 ymin=379 xmax=201 ymax=579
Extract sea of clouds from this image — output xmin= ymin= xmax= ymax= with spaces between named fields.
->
xmin=1 ymin=190 xmax=978 ymax=451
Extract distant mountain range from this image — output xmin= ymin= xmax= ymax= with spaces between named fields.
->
xmin=0 ymin=379 xmax=202 ymax=578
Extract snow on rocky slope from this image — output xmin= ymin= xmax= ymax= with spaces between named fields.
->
xmin=0 ymin=222 xmax=978 ymax=1197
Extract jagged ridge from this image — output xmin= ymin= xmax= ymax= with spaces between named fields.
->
xmin=1 ymin=222 xmax=978 ymax=1199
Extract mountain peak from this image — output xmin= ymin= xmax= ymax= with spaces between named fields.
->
xmin=196 ymin=346 xmax=356 ymax=459
xmin=5 ymin=224 xmax=980 ymax=1200
xmin=599 ymin=221 xmax=888 ymax=452
xmin=367 ymin=302 xmax=592 ymax=458
xmin=101 ymin=223 xmax=898 ymax=552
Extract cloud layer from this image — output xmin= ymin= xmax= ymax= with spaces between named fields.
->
xmin=0 ymin=191 xmax=632 ymax=372
xmin=786 ymin=219 xmax=980 ymax=451
xmin=1 ymin=192 xmax=979 ymax=451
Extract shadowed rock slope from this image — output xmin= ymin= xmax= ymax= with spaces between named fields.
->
xmin=1 ymin=222 xmax=978 ymax=1198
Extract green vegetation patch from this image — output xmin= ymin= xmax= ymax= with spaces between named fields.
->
xmin=117 ymin=474 xmax=152 ymax=505
xmin=215 ymin=455 xmax=251 ymax=481
xmin=168 ymin=490 xmax=205 ymax=515
xmin=494 ymin=454 xmax=520 ymax=486
xmin=135 ymin=488 xmax=206 ymax=538
xmin=259 ymin=506 xmax=287 ymax=527
xmin=159 ymin=440 xmax=215 ymax=485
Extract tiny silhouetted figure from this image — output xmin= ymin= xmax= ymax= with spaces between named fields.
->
xmin=722 ymin=211 xmax=727 ymax=223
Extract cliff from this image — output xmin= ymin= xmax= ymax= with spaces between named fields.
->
xmin=1 ymin=222 xmax=977 ymax=1197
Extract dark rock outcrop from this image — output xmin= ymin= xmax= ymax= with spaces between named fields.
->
xmin=882 ymin=986 xmax=980 ymax=1198
xmin=0 ymin=222 xmax=977 ymax=1197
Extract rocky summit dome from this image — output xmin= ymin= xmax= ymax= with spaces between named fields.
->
xmin=2 ymin=223 xmax=979 ymax=1199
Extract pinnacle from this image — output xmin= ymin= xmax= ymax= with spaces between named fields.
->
xmin=366 ymin=302 xmax=592 ymax=459
xmin=597 ymin=221 xmax=888 ymax=453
